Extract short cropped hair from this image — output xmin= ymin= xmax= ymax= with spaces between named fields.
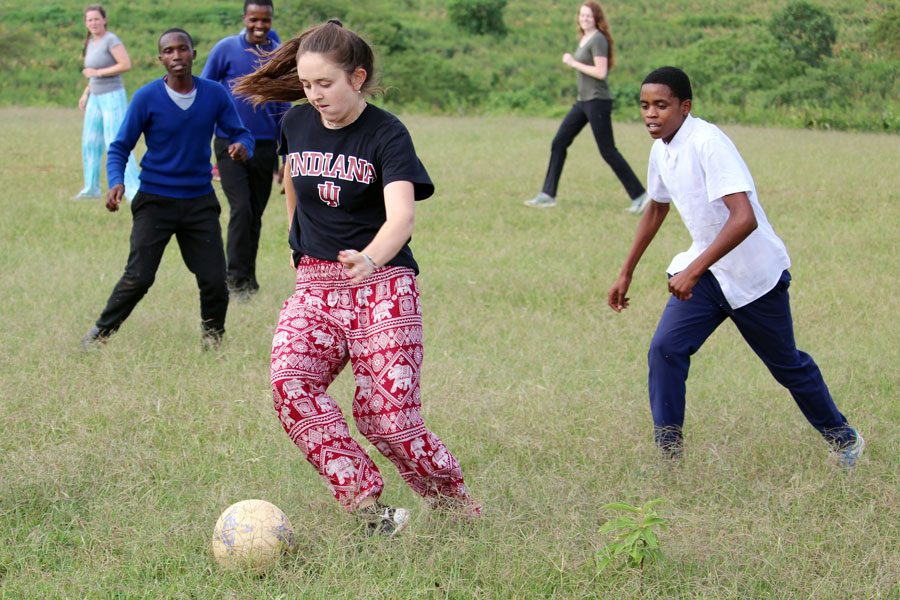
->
xmin=158 ymin=27 xmax=194 ymax=50
xmin=244 ymin=0 xmax=273 ymax=12
xmin=642 ymin=67 xmax=693 ymax=102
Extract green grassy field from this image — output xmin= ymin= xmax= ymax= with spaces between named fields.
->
xmin=0 ymin=108 xmax=898 ymax=598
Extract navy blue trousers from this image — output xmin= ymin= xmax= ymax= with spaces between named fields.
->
xmin=648 ymin=270 xmax=853 ymax=451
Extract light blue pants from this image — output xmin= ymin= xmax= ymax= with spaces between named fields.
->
xmin=81 ymin=88 xmax=140 ymax=200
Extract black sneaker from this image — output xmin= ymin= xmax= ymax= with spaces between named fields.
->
xmin=357 ymin=502 xmax=410 ymax=537
xmin=201 ymin=328 xmax=223 ymax=351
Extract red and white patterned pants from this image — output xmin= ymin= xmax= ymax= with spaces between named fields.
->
xmin=271 ymin=257 xmax=471 ymax=511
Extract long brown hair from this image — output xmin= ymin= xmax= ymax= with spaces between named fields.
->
xmin=82 ymin=4 xmax=106 ymax=57
xmin=578 ymin=1 xmax=615 ymax=69
xmin=233 ymin=19 xmax=379 ymax=107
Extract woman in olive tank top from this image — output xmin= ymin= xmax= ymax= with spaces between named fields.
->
xmin=525 ymin=1 xmax=648 ymax=214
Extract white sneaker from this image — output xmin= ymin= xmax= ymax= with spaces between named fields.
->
xmin=358 ymin=502 xmax=410 ymax=537
xmin=628 ymin=192 xmax=651 ymax=214
xmin=524 ymin=192 xmax=557 ymax=208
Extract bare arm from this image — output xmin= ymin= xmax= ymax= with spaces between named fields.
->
xmin=338 ymin=181 xmax=415 ymax=283
xmin=82 ymin=43 xmax=132 ymax=78
xmin=79 ymin=85 xmax=90 ymax=111
xmin=666 ymin=192 xmax=757 ymax=300
xmin=562 ymin=54 xmax=608 ymax=81
xmin=608 ymin=200 xmax=670 ymax=312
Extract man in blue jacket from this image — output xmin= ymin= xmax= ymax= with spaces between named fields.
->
xmin=82 ymin=28 xmax=255 ymax=350
xmin=202 ymin=0 xmax=290 ymax=299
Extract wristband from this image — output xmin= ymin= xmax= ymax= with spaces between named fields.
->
xmin=362 ymin=253 xmax=377 ymax=270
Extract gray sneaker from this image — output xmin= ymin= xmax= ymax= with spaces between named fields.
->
xmin=524 ymin=192 xmax=557 ymax=208
xmin=833 ymin=428 xmax=865 ymax=468
xmin=80 ymin=326 xmax=111 ymax=350
xmin=628 ymin=192 xmax=651 ymax=214
xmin=357 ymin=502 xmax=410 ymax=537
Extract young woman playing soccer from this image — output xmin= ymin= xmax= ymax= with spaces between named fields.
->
xmin=234 ymin=20 xmax=478 ymax=535
xmin=76 ymin=4 xmax=140 ymax=200
xmin=525 ymin=1 xmax=648 ymax=213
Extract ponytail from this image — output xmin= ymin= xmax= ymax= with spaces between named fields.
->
xmin=233 ymin=19 xmax=379 ymax=107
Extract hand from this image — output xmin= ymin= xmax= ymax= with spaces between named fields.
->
xmin=668 ymin=269 xmax=700 ymax=301
xmin=608 ymin=274 xmax=632 ymax=312
xmin=228 ymin=142 xmax=248 ymax=162
xmin=106 ymin=184 xmax=125 ymax=212
xmin=338 ymin=249 xmax=375 ymax=284
xmin=562 ymin=53 xmax=574 ymax=66
xmin=82 ymin=68 xmax=100 ymax=78
xmin=78 ymin=95 xmax=88 ymax=111
xmin=274 ymin=164 xmax=284 ymax=185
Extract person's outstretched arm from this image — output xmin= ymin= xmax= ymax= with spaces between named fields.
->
xmin=215 ymin=88 xmax=255 ymax=161
xmin=608 ymin=199 xmax=670 ymax=312
xmin=106 ymin=92 xmax=145 ymax=211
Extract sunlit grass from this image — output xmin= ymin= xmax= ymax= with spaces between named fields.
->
xmin=0 ymin=108 xmax=897 ymax=598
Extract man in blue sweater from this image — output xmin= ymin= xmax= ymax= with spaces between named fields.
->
xmin=202 ymin=0 xmax=290 ymax=299
xmin=82 ymin=28 xmax=255 ymax=350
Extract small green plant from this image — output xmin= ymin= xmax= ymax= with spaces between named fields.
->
xmin=596 ymin=498 xmax=668 ymax=574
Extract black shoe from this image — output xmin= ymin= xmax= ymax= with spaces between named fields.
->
xmin=80 ymin=326 xmax=111 ymax=351
xmin=227 ymin=278 xmax=256 ymax=303
xmin=201 ymin=327 xmax=223 ymax=351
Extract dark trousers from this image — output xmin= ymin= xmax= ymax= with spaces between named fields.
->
xmin=542 ymin=99 xmax=646 ymax=201
xmin=95 ymin=191 xmax=228 ymax=336
xmin=215 ymin=137 xmax=278 ymax=292
xmin=648 ymin=270 xmax=853 ymax=450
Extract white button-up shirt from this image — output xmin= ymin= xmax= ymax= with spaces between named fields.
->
xmin=647 ymin=114 xmax=791 ymax=309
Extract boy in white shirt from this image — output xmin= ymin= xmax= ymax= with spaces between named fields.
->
xmin=607 ymin=66 xmax=864 ymax=466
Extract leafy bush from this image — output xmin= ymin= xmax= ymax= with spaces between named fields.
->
xmin=675 ymin=28 xmax=801 ymax=106
xmin=381 ymin=52 xmax=484 ymax=110
xmin=768 ymin=1 xmax=836 ymax=67
xmin=871 ymin=7 xmax=900 ymax=56
xmin=447 ymin=0 xmax=508 ymax=36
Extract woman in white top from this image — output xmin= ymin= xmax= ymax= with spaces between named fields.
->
xmin=75 ymin=4 xmax=140 ymax=200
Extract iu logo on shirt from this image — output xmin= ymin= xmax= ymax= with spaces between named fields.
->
xmin=318 ymin=181 xmax=342 ymax=207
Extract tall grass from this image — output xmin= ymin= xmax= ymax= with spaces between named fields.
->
xmin=0 ymin=108 xmax=897 ymax=598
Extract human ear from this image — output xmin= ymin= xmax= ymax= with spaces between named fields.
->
xmin=352 ymin=67 xmax=368 ymax=92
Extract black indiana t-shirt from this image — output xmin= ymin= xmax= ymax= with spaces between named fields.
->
xmin=278 ymin=103 xmax=434 ymax=274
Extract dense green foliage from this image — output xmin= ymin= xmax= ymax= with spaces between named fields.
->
xmin=2 ymin=0 xmax=898 ymax=132
xmin=769 ymin=0 xmax=837 ymax=67
xmin=447 ymin=0 xmax=508 ymax=36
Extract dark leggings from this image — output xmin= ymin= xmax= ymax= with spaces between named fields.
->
xmin=541 ymin=99 xmax=645 ymax=201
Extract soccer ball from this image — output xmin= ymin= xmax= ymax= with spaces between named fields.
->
xmin=211 ymin=499 xmax=297 ymax=574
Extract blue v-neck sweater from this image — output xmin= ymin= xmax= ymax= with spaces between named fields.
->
xmin=108 ymin=77 xmax=254 ymax=198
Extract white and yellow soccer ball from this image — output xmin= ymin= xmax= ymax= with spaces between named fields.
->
xmin=211 ymin=499 xmax=297 ymax=574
